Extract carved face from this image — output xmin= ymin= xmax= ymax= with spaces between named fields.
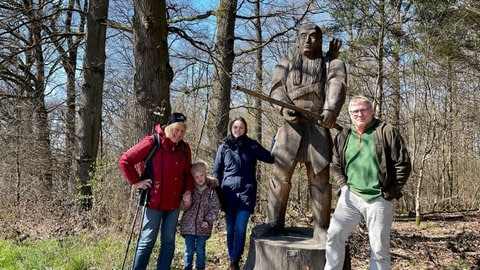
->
xmin=297 ymin=26 xmax=322 ymax=58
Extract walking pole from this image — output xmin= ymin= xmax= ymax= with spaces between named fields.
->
xmin=131 ymin=188 xmax=150 ymax=269
xmin=121 ymin=189 xmax=144 ymax=270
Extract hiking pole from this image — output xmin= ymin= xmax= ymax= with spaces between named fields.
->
xmin=130 ymin=188 xmax=150 ymax=269
xmin=121 ymin=188 xmax=150 ymax=270
xmin=121 ymin=189 xmax=144 ymax=270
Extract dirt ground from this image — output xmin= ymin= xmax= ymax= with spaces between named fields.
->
xmin=1 ymin=207 xmax=479 ymax=269
xmin=348 ymin=210 xmax=480 ymax=269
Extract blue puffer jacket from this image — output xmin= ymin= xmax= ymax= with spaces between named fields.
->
xmin=213 ymin=134 xmax=275 ymax=213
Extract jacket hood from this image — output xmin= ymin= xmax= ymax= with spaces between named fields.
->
xmin=154 ymin=124 xmax=166 ymax=136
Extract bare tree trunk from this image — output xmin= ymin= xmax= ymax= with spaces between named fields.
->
xmin=34 ymin=96 xmax=54 ymax=192
xmin=133 ymin=0 xmax=172 ymax=135
xmin=210 ymin=0 xmax=238 ymax=147
xmin=390 ymin=0 xmax=402 ymax=126
xmin=76 ymin=0 xmax=109 ymax=210
xmin=445 ymin=69 xmax=454 ymax=210
xmin=254 ymin=0 xmax=263 ymax=146
xmin=28 ymin=1 xmax=54 ymax=194
xmin=374 ymin=0 xmax=385 ymax=116
xmin=66 ymin=0 xmax=87 ymax=192
xmin=49 ymin=0 xmax=87 ymax=194
xmin=253 ymin=0 xmax=264 ymax=211
xmin=15 ymin=105 xmax=23 ymax=204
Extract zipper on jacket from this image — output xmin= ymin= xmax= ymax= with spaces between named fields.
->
xmin=194 ymin=191 xmax=205 ymax=235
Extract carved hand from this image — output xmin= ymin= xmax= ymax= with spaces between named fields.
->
xmin=319 ymin=110 xmax=337 ymax=128
xmin=326 ymin=38 xmax=342 ymax=59
xmin=282 ymin=108 xmax=299 ymax=123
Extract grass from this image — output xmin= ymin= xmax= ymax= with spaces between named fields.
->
xmin=0 ymin=230 xmax=231 ymax=270
xmin=0 ymin=235 xmax=125 ymax=269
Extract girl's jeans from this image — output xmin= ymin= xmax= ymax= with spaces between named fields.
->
xmin=183 ymin=234 xmax=208 ymax=268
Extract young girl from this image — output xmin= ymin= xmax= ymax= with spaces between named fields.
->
xmin=179 ymin=161 xmax=220 ymax=270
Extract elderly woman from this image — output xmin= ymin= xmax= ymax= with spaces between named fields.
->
xmin=119 ymin=112 xmax=194 ymax=270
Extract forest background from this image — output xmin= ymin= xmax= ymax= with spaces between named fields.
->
xmin=0 ymin=0 xmax=479 ymax=269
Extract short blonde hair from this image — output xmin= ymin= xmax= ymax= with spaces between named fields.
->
xmin=191 ymin=160 xmax=208 ymax=174
xmin=164 ymin=122 xmax=188 ymax=138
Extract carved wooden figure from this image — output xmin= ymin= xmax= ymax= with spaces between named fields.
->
xmin=267 ymin=23 xmax=347 ymax=242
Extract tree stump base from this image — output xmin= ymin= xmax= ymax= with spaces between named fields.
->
xmin=244 ymin=225 xmax=350 ymax=270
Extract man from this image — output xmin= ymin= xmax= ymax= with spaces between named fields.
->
xmin=324 ymin=96 xmax=412 ymax=269
xmin=267 ymin=23 xmax=347 ymax=241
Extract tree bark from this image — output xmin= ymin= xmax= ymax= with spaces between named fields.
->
xmin=133 ymin=0 xmax=172 ymax=135
xmin=48 ymin=0 xmax=87 ymax=195
xmin=374 ymin=0 xmax=385 ymax=116
xmin=27 ymin=0 xmax=54 ymax=195
xmin=76 ymin=0 xmax=109 ymax=210
xmin=253 ymin=0 xmax=265 ymax=211
xmin=390 ymin=0 xmax=402 ymax=126
xmin=210 ymin=0 xmax=238 ymax=147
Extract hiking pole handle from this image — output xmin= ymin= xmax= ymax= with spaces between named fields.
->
xmin=138 ymin=188 xmax=150 ymax=207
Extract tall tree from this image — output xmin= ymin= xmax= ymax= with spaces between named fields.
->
xmin=253 ymin=0 xmax=263 ymax=145
xmin=26 ymin=0 xmax=55 ymax=194
xmin=413 ymin=0 xmax=480 ymax=211
xmin=132 ymin=0 xmax=172 ymax=135
xmin=252 ymin=0 xmax=265 ymax=212
xmin=0 ymin=0 xmax=56 ymax=199
xmin=76 ymin=0 xmax=110 ymax=209
xmin=328 ymin=0 xmax=413 ymax=120
xmin=389 ymin=0 xmax=403 ymax=126
xmin=373 ymin=0 xmax=386 ymax=116
xmin=47 ymin=0 xmax=87 ymax=191
xmin=210 ymin=0 xmax=238 ymax=147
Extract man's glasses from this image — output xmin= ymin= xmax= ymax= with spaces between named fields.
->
xmin=349 ymin=108 xmax=370 ymax=116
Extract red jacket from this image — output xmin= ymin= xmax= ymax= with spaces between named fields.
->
xmin=119 ymin=127 xmax=194 ymax=211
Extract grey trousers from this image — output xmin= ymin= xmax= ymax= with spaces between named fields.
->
xmin=324 ymin=186 xmax=394 ymax=270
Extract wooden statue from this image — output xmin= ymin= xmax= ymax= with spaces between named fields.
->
xmin=267 ymin=23 xmax=347 ymax=242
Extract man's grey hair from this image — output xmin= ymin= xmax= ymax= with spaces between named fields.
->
xmin=348 ymin=95 xmax=373 ymax=110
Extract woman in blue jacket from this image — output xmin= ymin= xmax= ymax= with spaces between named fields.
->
xmin=213 ymin=116 xmax=275 ymax=270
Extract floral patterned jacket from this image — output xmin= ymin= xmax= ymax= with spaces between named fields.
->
xmin=179 ymin=179 xmax=220 ymax=237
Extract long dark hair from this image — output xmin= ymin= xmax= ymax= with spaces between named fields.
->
xmin=291 ymin=24 xmax=324 ymax=86
xmin=228 ymin=115 xmax=248 ymax=135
